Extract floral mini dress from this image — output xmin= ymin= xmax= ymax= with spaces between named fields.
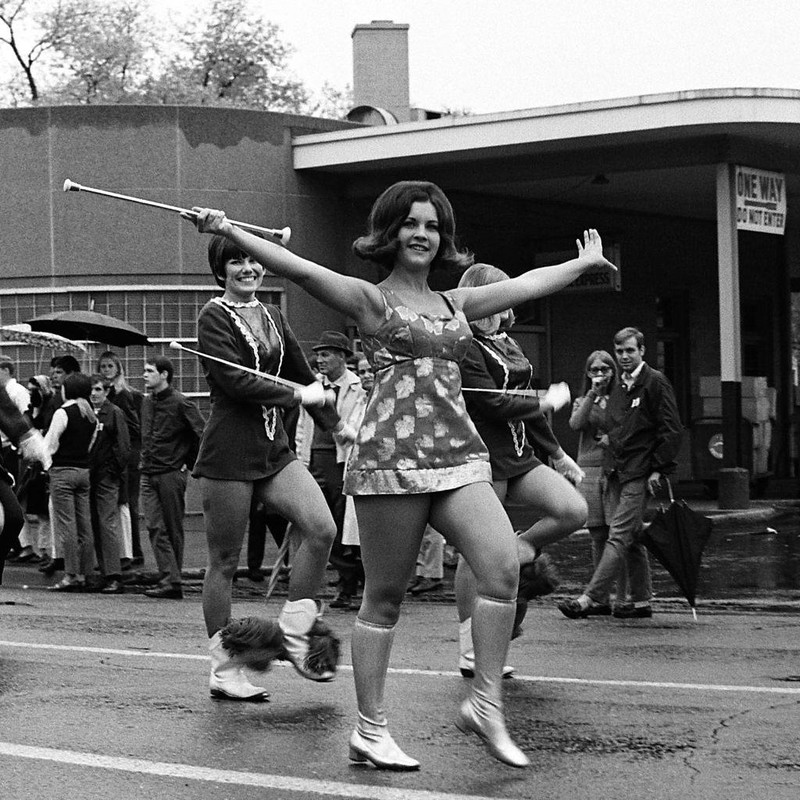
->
xmin=343 ymin=287 xmax=491 ymax=495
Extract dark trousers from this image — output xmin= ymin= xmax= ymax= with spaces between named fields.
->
xmin=141 ymin=470 xmax=187 ymax=587
xmin=91 ymin=471 xmax=122 ymax=579
xmin=247 ymin=495 xmax=290 ymax=573
xmin=310 ymin=449 xmax=362 ymax=595
xmin=1 ymin=446 xmax=21 ymax=553
xmin=0 ymin=478 xmax=25 ymax=584
xmin=126 ymin=447 xmax=143 ymax=560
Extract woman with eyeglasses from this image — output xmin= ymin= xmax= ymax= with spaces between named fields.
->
xmin=568 ymin=350 xmax=626 ymax=614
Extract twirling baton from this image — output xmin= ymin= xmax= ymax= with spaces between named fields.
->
xmin=169 ymin=341 xmax=302 ymax=390
xmin=64 ymin=179 xmax=291 ymax=244
xmin=461 ymin=387 xmax=546 ymax=397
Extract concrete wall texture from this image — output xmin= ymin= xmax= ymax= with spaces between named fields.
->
xmin=0 ymin=105 xmax=354 ymax=348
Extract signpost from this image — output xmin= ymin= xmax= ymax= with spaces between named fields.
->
xmin=735 ymin=165 xmax=787 ymax=234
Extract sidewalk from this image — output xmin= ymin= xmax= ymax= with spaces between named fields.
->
xmin=6 ymin=493 xmax=800 ymax=611
xmin=179 ymin=494 xmax=800 ymax=610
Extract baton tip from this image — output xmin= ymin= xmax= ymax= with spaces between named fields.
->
xmin=168 ymin=341 xmax=181 ymax=350
xmin=63 ymin=179 xmax=78 ymax=192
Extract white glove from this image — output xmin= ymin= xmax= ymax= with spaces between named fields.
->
xmin=18 ymin=430 xmax=51 ymax=471
xmin=543 ymin=381 xmax=571 ymax=413
xmin=297 ymin=381 xmax=335 ymax=408
xmin=333 ymin=422 xmax=358 ymax=444
xmin=552 ymin=452 xmax=585 ymax=486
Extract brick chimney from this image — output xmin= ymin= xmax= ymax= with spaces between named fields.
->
xmin=351 ymin=21 xmax=410 ymax=123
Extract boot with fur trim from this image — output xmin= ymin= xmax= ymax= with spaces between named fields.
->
xmin=278 ymin=599 xmax=339 ymax=682
xmin=208 ymin=631 xmax=270 ymax=702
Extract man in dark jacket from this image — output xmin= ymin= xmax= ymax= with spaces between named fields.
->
xmin=559 ymin=326 xmax=683 ymax=620
xmin=89 ymin=374 xmax=130 ymax=594
xmin=140 ymin=357 xmax=205 ymax=599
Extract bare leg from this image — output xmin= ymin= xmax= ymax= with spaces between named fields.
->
xmin=257 ymin=459 xmax=337 ymax=601
xmin=454 ymin=479 xmax=507 ymax=623
xmin=200 ymin=478 xmax=268 ymax=701
xmin=200 ymin=478 xmax=251 ymax=637
xmin=509 ymin=465 xmax=587 ymax=562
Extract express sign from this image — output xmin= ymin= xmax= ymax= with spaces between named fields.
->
xmin=735 ymin=166 xmax=787 ymax=235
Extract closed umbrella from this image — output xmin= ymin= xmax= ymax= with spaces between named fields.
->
xmin=640 ymin=479 xmax=713 ymax=620
xmin=26 ymin=310 xmax=149 ymax=348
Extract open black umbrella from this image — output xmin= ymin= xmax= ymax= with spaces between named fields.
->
xmin=640 ymin=480 xmax=713 ymax=619
xmin=26 ymin=310 xmax=149 ymax=348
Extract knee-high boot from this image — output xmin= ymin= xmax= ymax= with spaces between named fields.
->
xmin=456 ymin=596 xmax=529 ymax=767
xmin=348 ymin=618 xmax=420 ymax=771
xmin=459 ymin=617 xmax=516 ymax=679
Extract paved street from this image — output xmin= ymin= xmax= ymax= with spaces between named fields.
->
xmin=1 ymin=582 xmax=799 ymax=800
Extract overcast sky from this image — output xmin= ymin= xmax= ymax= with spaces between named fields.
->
xmin=261 ymin=0 xmax=800 ymax=113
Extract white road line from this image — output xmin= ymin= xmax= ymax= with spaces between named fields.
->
xmin=2 ymin=639 xmax=800 ymax=695
xmin=0 ymin=742 xmax=497 ymax=800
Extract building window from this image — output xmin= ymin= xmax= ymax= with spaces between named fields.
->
xmin=0 ymin=286 xmax=284 ymax=417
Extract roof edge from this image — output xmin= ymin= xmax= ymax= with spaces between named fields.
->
xmin=293 ymin=87 xmax=800 ymax=145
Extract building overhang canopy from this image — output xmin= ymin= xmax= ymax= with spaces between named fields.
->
xmin=292 ymin=88 xmax=800 ymax=220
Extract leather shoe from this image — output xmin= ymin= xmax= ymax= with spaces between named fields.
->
xmin=101 ymin=579 xmax=124 ymax=594
xmin=144 ymin=585 xmax=183 ymax=599
xmin=11 ymin=549 xmax=39 ymax=563
xmin=558 ymin=598 xmax=611 ymax=619
xmin=613 ymin=604 xmax=653 ymax=619
xmin=409 ymin=577 xmax=443 ymax=595
xmin=39 ymin=557 xmax=64 ymax=576
xmin=330 ymin=592 xmax=352 ymax=609
xmin=48 ymin=576 xmax=85 ymax=592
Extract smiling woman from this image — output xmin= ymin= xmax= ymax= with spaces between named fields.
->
xmin=189 ymin=231 xmax=344 ymax=704
xmin=185 ymin=179 xmax=614 ymax=771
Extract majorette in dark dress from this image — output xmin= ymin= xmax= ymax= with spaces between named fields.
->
xmin=459 ymin=330 xmax=561 ymax=481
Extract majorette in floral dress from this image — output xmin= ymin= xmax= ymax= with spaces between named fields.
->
xmin=343 ymin=288 xmax=491 ymax=495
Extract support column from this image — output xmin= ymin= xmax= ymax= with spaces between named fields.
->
xmin=716 ymin=163 xmax=748 ymax=507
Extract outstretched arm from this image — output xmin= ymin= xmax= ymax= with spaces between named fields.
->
xmin=187 ymin=208 xmax=385 ymax=329
xmin=453 ymin=229 xmax=616 ymax=321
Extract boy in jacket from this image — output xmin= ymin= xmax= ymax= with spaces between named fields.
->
xmin=89 ymin=374 xmax=131 ymax=594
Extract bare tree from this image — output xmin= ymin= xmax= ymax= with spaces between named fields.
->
xmin=1 ymin=0 xmax=352 ymax=117
xmin=0 ymin=0 xmax=92 ymax=102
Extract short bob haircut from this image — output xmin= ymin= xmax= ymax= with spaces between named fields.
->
xmin=63 ymin=372 xmax=92 ymax=400
xmin=457 ymin=263 xmax=512 ymax=335
xmin=352 ymin=180 xmax=473 ymax=271
xmin=580 ymin=350 xmax=618 ymax=396
xmin=207 ymin=233 xmax=263 ymax=288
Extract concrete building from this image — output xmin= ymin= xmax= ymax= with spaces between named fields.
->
xmin=1 ymin=21 xmax=798 ymax=495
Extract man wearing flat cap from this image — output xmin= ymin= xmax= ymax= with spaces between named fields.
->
xmin=304 ymin=331 xmax=366 ymax=610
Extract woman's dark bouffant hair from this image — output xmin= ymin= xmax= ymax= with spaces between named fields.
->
xmin=352 ymin=181 xmax=473 ymax=271
xmin=207 ymin=233 xmax=263 ymax=288
xmin=63 ymin=372 xmax=93 ymax=400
